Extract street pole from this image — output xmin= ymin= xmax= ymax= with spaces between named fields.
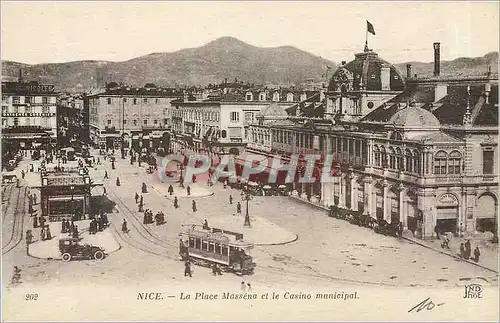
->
xmin=121 ymin=96 xmax=125 ymax=159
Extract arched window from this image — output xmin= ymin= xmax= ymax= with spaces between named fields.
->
xmin=380 ymin=146 xmax=387 ymax=168
xmin=221 ymin=130 xmax=227 ymax=139
xmin=405 ymin=149 xmax=413 ymax=172
xmin=448 ymin=151 xmax=462 ymax=174
xmin=374 ymin=145 xmax=381 ymax=167
xmin=390 ymin=131 xmax=403 ymax=141
xmin=434 ymin=151 xmax=448 ymax=174
xmin=389 ymin=147 xmax=396 ymax=169
xmin=413 ymin=150 xmax=420 ymax=174
xmin=395 ymin=148 xmax=404 ymax=170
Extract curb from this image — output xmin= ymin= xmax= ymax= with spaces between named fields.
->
xmin=402 ymin=236 xmax=498 ymax=274
xmin=254 ymin=234 xmax=299 ymax=247
xmin=288 ymin=195 xmax=499 ymax=274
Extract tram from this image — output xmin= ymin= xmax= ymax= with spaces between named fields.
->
xmin=179 ymin=225 xmax=256 ymax=275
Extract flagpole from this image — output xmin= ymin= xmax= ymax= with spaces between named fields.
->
xmin=365 ymin=27 xmax=368 ymax=51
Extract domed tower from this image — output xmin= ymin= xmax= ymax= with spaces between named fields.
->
xmin=326 ymin=48 xmax=406 ymax=121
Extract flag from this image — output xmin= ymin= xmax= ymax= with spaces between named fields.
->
xmin=367 ymin=20 xmax=376 ymax=35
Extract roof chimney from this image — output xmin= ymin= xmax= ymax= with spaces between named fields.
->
xmin=433 ymin=42 xmax=441 ymax=76
xmin=406 ymin=64 xmax=412 ymax=78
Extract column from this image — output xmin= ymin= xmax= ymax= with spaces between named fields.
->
xmin=364 ymin=176 xmax=373 ymax=217
xmin=351 ymin=174 xmax=358 ymax=211
xmin=338 ymin=173 xmax=345 ymax=207
xmin=383 ymin=180 xmax=389 ymax=222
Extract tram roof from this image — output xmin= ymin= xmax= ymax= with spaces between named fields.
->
xmin=180 ymin=227 xmax=254 ymax=248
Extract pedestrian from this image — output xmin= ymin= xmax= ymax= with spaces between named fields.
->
xmin=45 ymin=225 xmax=52 ymax=240
xmin=122 ymin=219 xmax=128 ymax=233
xmin=459 ymin=243 xmax=465 ymax=258
xmin=168 ymin=185 xmax=174 ymax=196
xmin=21 ymin=170 xmax=25 ymax=179
xmin=142 ymin=182 xmax=147 ymax=194
xmin=73 ymin=225 xmax=79 ymax=239
xmin=40 ymin=226 xmax=46 ymax=241
xmin=140 ymin=195 xmax=144 ymax=205
xmin=174 ymin=196 xmax=179 ymax=209
xmin=104 ymin=171 xmax=109 ymax=179
xmin=398 ymin=222 xmax=403 ymax=238
xmin=26 ymin=230 xmax=33 ymax=245
xmin=192 ymin=200 xmax=197 ymax=212
xmin=33 ymin=193 xmax=37 ymax=205
xmin=241 ymin=281 xmax=246 ymax=292
xmin=237 ymin=202 xmax=241 ymax=214
xmin=135 ymin=192 xmax=139 ymax=203
xmin=184 ymin=261 xmax=192 ymax=277
xmin=434 ymin=225 xmax=440 ymax=239
xmin=473 ymin=247 xmax=480 ymax=263
xmin=103 ymin=187 xmax=107 ymax=195
xmin=187 ymin=186 xmax=191 ymax=196
xmin=247 ymin=283 xmax=252 ymax=292
xmin=229 ymin=195 xmax=233 ymax=204
xmin=464 ymin=240 xmax=471 ymax=260
xmin=61 ymin=219 xmax=66 ymax=233
xmin=203 ymin=219 xmax=208 ymax=230
xmin=116 ymin=177 xmax=121 ymax=186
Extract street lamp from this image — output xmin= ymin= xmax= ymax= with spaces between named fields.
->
xmin=241 ymin=186 xmax=252 ymax=227
xmin=70 ymin=185 xmax=75 ymax=220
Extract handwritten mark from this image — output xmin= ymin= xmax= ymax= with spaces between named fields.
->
xmin=408 ymin=297 xmax=445 ymax=313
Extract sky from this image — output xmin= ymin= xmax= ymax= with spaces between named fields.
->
xmin=1 ymin=1 xmax=498 ymax=65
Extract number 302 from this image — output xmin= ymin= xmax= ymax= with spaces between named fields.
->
xmin=25 ymin=293 xmax=38 ymax=301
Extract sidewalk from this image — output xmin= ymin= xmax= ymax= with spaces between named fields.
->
xmin=402 ymin=234 xmax=498 ymax=273
xmin=193 ymin=213 xmax=298 ymax=246
xmin=28 ymin=220 xmax=120 ymax=259
xmin=288 ymin=195 xmax=499 ymax=273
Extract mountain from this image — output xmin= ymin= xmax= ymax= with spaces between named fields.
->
xmin=2 ymin=37 xmax=497 ymax=92
xmin=1 ymin=37 xmax=335 ymax=92
xmin=395 ymin=51 xmax=498 ymax=78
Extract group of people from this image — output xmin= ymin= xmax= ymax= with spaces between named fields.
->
xmin=89 ymin=214 xmax=109 ymax=234
xmin=143 ymin=209 xmax=166 ymax=226
xmin=460 ymin=240 xmax=481 ymax=263
xmin=33 ymin=215 xmax=47 ymax=229
xmin=61 ymin=219 xmax=80 ymax=239
xmin=40 ymin=225 xmax=52 ymax=241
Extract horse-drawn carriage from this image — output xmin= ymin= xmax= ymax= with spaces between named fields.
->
xmin=179 ymin=225 xmax=256 ymax=275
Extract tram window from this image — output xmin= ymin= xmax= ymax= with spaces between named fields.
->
xmin=215 ymin=243 xmax=221 ymax=254
xmin=209 ymin=242 xmax=215 ymax=252
xmin=195 ymin=238 xmax=201 ymax=249
xmin=189 ymin=238 xmax=195 ymax=248
xmin=202 ymin=240 xmax=208 ymax=251
xmin=222 ymin=246 xmax=228 ymax=256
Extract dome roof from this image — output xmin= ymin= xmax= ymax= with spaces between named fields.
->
xmin=389 ymin=106 xmax=441 ymax=129
xmin=329 ymin=50 xmax=405 ymax=92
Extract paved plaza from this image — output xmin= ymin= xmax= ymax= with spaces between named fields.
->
xmin=2 ymin=152 xmax=498 ymax=291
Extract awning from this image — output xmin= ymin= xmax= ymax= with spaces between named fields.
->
xmin=143 ymin=135 xmax=150 ymax=140
xmin=132 ymin=135 xmax=139 ymax=139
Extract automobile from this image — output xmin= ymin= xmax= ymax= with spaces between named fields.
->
xmin=59 ymin=238 xmax=106 ymax=262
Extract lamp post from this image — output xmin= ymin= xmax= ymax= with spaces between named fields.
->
xmin=70 ymin=185 xmax=75 ymax=220
xmin=121 ymin=96 xmax=126 ymax=159
xmin=242 ymin=186 xmax=252 ymax=227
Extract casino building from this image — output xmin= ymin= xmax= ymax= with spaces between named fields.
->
xmin=245 ymin=43 xmax=498 ymax=239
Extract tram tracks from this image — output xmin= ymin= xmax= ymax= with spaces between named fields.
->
xmin=2 ymin=183 xmax=16 ymax=222
xmin=2 ymin=186 xmax=27 ymax=255
xmin=104 ymin=181 xmax=177 ymax=259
